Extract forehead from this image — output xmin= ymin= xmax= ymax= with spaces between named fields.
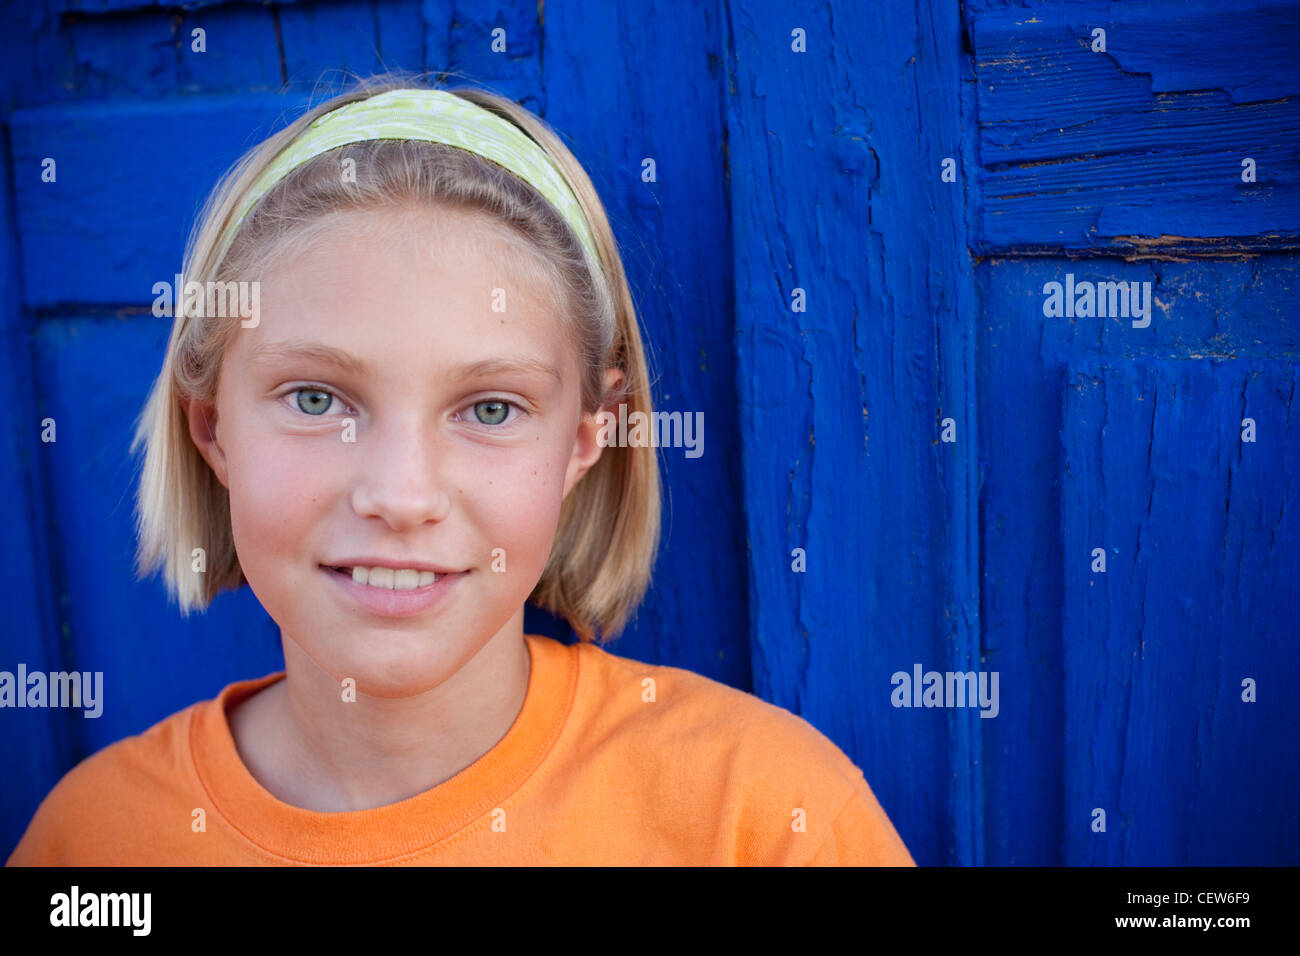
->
xmin=229 ymin=206 xmax=578 ymax=378
xmin=261 ymin=204 xmax=562 ymax=311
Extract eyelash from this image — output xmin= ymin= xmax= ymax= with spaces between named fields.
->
xmin=282 ymin=385 xmax=526 ymax=427
xmin=455 ymin=397 xmax=525 ymax=428
xmin=283 ymin=385 xmax=354 ymax=419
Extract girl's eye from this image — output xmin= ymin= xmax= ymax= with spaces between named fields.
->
xmin=472 ymin=400 xmax=514 ymax=426
xmin=283 ymin=390 xmax=519 ymax=425
xmin=291 ymin=387 xmax=340 ymax=416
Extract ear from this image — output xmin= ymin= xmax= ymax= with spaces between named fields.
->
xmin=185 ymin=396 xmax=231 ymax=489
xmin=562 ymin=367 xmax=624 ymax=499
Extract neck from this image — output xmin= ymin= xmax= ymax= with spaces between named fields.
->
xmin=234 ymin=611 xmax=531 ymax=812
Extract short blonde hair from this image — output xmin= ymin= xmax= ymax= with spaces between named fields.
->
xmin=130 ymin=71 xmax=661 ymax=643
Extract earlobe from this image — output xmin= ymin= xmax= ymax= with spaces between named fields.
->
xmin=185 ymin=397 xmax=230 ymax=489
xmin=562 ymin=410 xmax=605 ymax=499
xmin=562 ymin=367 xmax=625 ymax=499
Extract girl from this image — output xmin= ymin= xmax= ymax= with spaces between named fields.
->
xmin=7 ymin=73 xmax=914 ymax=866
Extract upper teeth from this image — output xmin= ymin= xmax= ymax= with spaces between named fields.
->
xmin=347 ymin=566 xmax=438 ymax=590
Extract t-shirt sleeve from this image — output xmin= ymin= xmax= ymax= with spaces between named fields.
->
xmin=807 ymin=776 xmax=916 ymax=866
xmin=7 ymin=733 xmax=159 ymax=866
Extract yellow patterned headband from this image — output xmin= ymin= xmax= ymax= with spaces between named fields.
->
xmin=214 ymin=87 xmax=601 ymax=271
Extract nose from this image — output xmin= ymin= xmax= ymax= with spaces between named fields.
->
xmin=349 ymin=413 xmax=453 ymax=530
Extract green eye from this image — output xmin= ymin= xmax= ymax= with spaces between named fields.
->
xmin=296 ymin=388 xmax=333 ymax=415
xmin=474 ymin=400 xmax=510 ymax=425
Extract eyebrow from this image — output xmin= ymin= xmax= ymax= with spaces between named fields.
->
xmin=454 ymin=357 xmax=564 ymax=385
xmin=249 ymin=340 xmax=370 ymax=375
xmin=248 ymin=339 xmax=564 ymax=385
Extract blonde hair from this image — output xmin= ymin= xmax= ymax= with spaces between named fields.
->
xmin=130 ymin=71 xmax=661 ymax=644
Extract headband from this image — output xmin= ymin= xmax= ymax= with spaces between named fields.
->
xmin=213 ymin=87 xmax=601 ymax=272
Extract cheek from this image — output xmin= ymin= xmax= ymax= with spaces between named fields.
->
xmin=464 ymin=435 xmax=572 ymax=563
xmin=225 ymin=430 xmax=336 ymax=570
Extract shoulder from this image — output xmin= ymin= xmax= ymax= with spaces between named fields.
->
xmin=574 ymin=640 xmax=860 ymax=779
xmin=568 ymin=640 xmax=913 ymax=865
xmin=6 ymin=697 xmax=203 ymax=865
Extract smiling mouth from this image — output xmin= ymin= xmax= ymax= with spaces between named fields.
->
xmin=322 ymin=565 xmax=466 ymax=590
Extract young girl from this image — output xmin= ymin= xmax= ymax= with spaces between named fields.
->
xmin=7 ymin=73 xmax=914 ymax=866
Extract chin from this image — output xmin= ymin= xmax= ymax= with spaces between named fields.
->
xmin=295 ymin=627 xmax=470 ymax=699
xmin=339 ymin=654 xmax=460 ymax=700
xmin=349 ymin=669 xmax=451 ymax=700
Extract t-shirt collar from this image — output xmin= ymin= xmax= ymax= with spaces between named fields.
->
xmin=190 ymin=633 xmax=577 ymax=863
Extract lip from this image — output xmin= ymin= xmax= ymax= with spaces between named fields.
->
xmin=325 ymin=558 xmax=462 ymax=575
xmin=321 ymin=564 xmax=468 ymax=618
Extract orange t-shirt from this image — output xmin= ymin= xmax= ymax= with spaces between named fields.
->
xmin=7 ymin=633 xmax=915 ymax=866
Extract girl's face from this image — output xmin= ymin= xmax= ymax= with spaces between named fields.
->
xmin=187 ymin=206 xmax=608 ymax=697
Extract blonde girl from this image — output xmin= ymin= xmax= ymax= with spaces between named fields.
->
xmin=7 ymin=72 xmax=914 ymax=866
